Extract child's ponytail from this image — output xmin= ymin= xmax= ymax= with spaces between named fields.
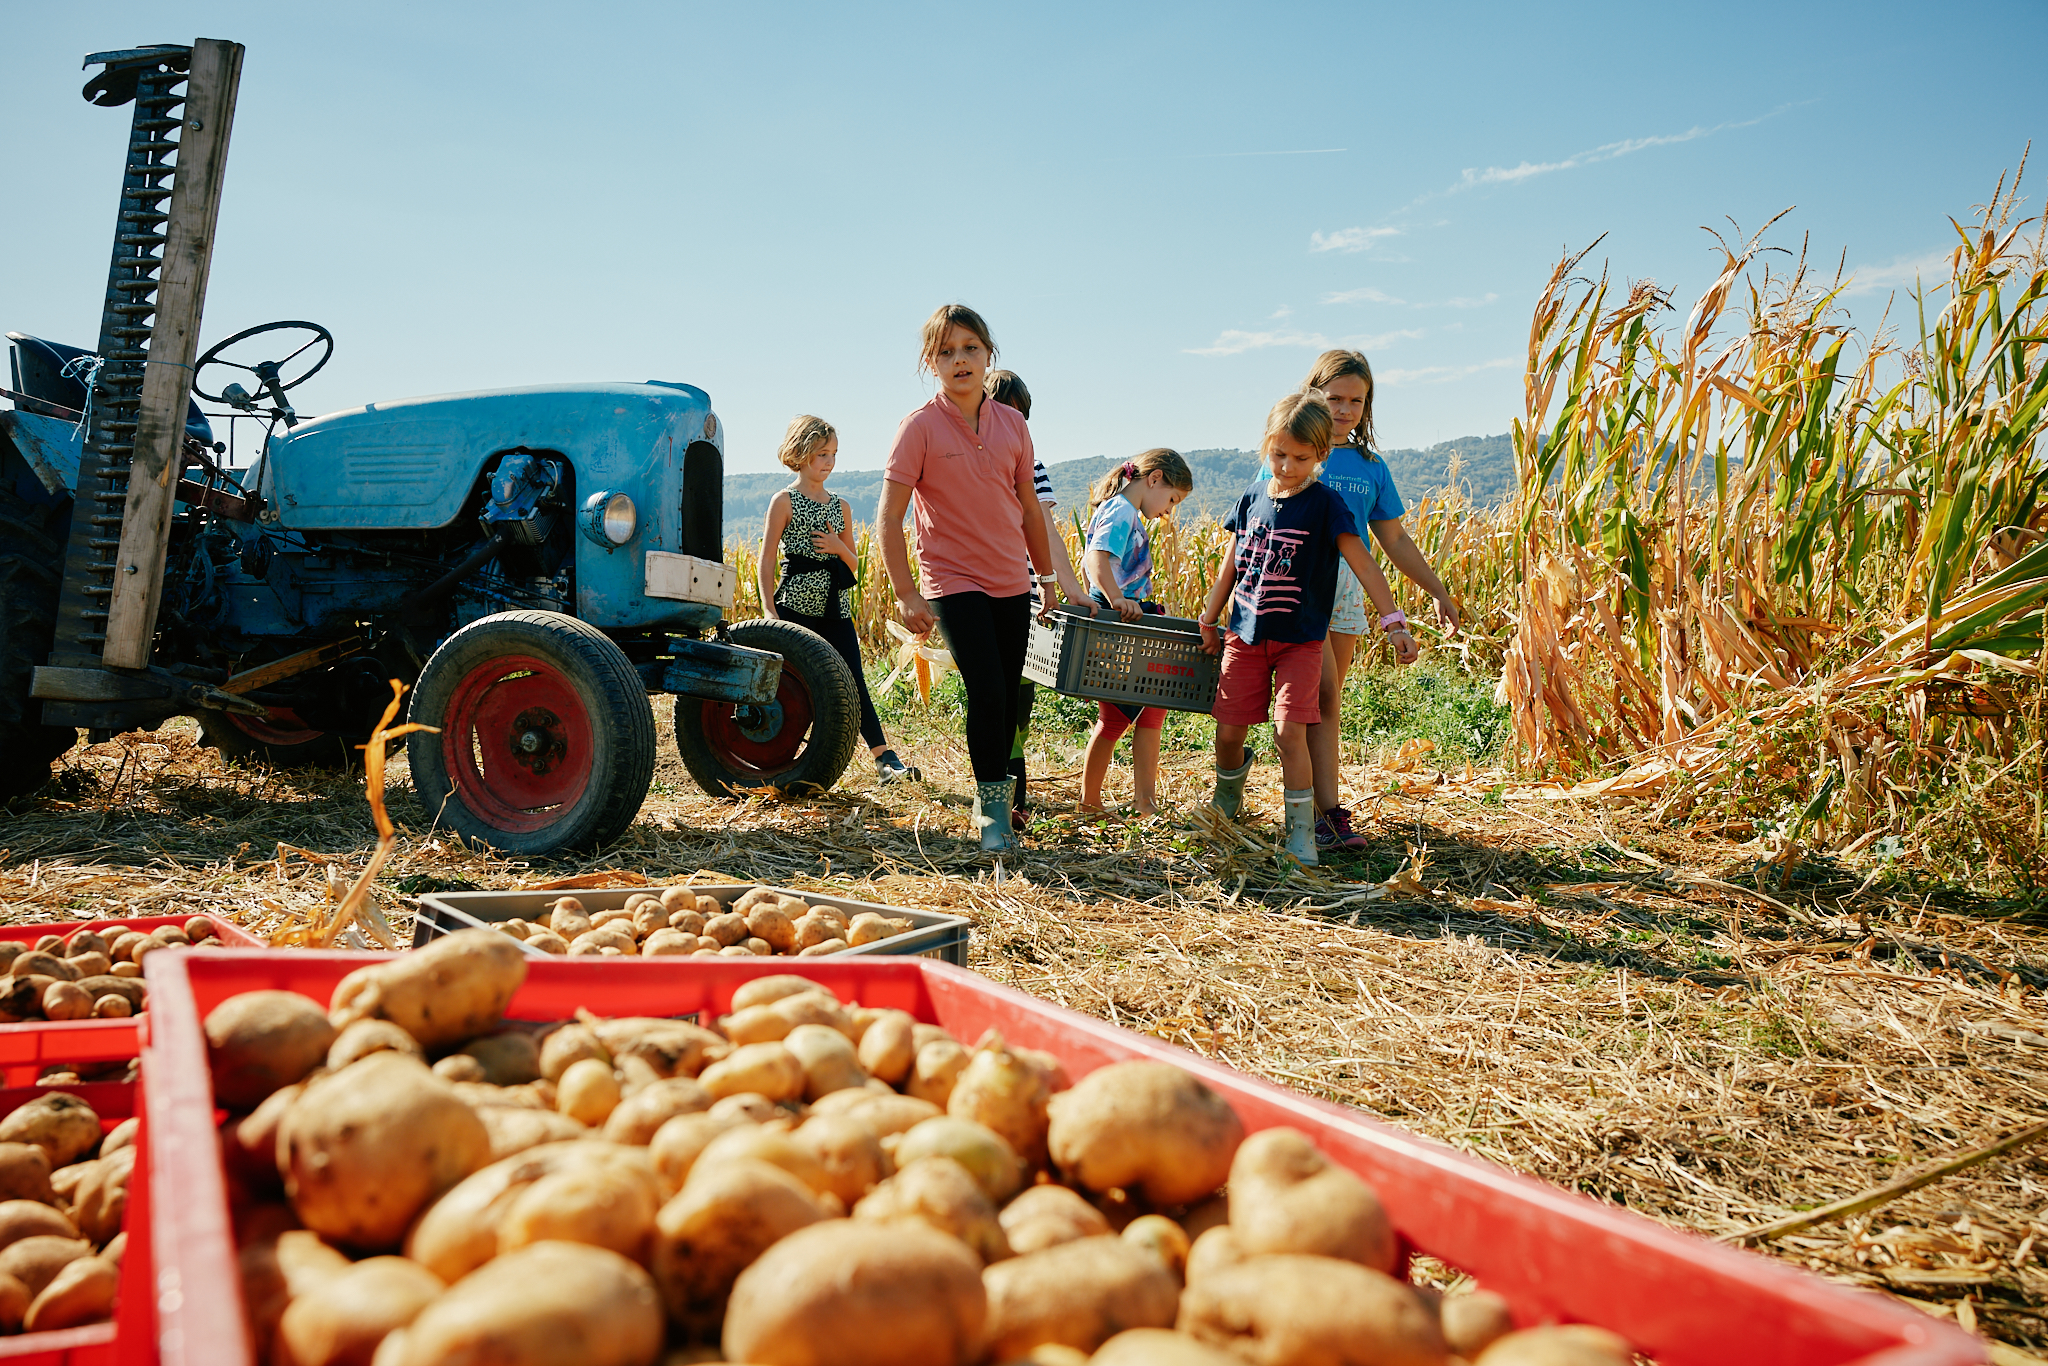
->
xmin=1089 ymin=447 xmax=1194 ymax=513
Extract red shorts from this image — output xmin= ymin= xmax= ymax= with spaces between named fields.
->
xmin=1213 ymin=634 xmax=1325 ymax=726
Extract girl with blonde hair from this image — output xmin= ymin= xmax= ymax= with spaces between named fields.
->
xmin=1198 ymin=390 xmax=1416 ymax=864
xmin=758 ymin=415 xmax=916 ymax=783
xmin=1298 ymin=349 xmax=1459 ymax=851
xmin=1078 ymin=447 xmax=1193 ymax=814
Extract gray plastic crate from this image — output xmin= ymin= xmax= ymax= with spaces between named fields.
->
xmin=415 ymin=884 xmax=971 ymax=966
xmin=1023 ymin=606 xmax=1218 ymax=713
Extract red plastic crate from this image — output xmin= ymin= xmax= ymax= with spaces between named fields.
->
xmin=139 ymin=950 xmax=1981 ymax=1366
xmin=0 ymin=916 xmax=262 ymax=1086
xmin=0 ymin=1081 xmax=150 ymax=1365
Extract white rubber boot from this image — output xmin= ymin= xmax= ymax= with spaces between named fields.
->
xmin=1284 ymin=787 xmax=1319 ymax=865
xmin=974 ymin=779 xmax=1017 ymax=852
xmin=1211 ymin=756 xmax=1253 ymax=818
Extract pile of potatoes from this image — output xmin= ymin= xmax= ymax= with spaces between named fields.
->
xmin=0 ymin=1091 xmax=136 ymax=1335
xmin=204 ymin=929 xmax=1635 ymax=1366
xmin=490 ymin=887 xmax=919 ymax=959
xmin=0 ymin=916 xmax=224 ymax=1023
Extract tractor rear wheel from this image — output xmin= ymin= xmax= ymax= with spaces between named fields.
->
xmin=198 ymin=709 xmax=352 ymax=768
xmin=0 ymin=471 xmax=77 ymax=800
xmin=407 ymin=610 xmax=655 ymax=854
xmin=674 ymin=618 xmax=860 ymax=798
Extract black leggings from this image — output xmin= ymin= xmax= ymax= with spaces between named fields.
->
xmin=778 ymin=607 xmax=886 ymax=751
xmin=931 ymin=591 xmax=1031 ymax=783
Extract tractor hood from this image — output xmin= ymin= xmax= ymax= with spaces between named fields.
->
xmin=263 ymin=381 xmax=717 ymax=531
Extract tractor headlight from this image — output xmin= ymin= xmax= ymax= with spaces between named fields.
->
xmin=582 ymin=491 xmax=637 ymax=547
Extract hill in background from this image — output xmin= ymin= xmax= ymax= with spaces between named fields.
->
xmin=722 ymin=431 xmax=1514 ymax=544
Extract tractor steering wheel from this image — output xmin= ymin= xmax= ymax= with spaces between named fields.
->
xmin=194 ymin=321 xmax=334 ymax=427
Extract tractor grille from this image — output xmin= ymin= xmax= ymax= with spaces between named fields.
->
xmin=47 ymin=48 xmax=193 ymax=666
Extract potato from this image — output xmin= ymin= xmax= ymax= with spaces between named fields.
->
xmin=499 ymin=1161 xmax=662 ymax=1265
xmin=1123 ymin=1214 xmax=1191 ymax=1279
xmin=557 ymin=1057 xmax=623 ymax=1126
xmin=433 ymin=1055 xmax=488 ymax=1083
xmin=327 ymin=1019 xmax=424 ymax=1071
xmin=571 ymin=927 xmax=639 ymax=956
xmin=724 ymin=1219 xmax=986 ymax=1366
xmin=721 ymin=991 xmax=855 ymax=1046
xmin=0 ymin=1201 xmax=77 ymax=1250
xmin=1227 ymin=1126 xmax=1393 ymax=1271
xmin=0 ymin=978 xmax=40 ymax=1022
xmin=224 ymin=1082 xmax=303 ymax=1191
xmin=406 ymin=1141 xmax=645 ymax=1281
xmin=697 ymin=1042 xmax=804 ymax=1102
xmin=274 ymin=1255 xmax=444 ymax=1366
xmin=71 ymin=1145 xmax=134 ymax=1244
xmin=999 ymin=1183 xmax=1110 ymax=1255
xmin=498 ymin=919 xmax=533 ymax=941
xmin=68 ymin=952 xmax=113 ymax=979
xmin=77 ymin=973 xmax=143 ymax=1009
xmin=835 ymin=1092 xmax=943 ymax=1140
xmin=11 ymin=950 xmax=74 ymax=981
xmin=279 ymin=1052 xmax=491 ymax=1251
xmin=907 ymin=1038 xmax=970 ymax=1108
xmin=240 ymin=1229 xmax=353 ymax=1362
xmin=110 ymin=962 xmax=142 ymax=979
xmin=22 ymin=1253 xmax=116 ymax=1332
xmin=92 ymin=994 xmax=133 ymax=1018
xmin=1442 ymin=1291 xmax=1517 ymax=1359
xmin=1093 ymin=1328 xmax=1245 ymax=1366
xmin=796 ymin=937 xmax=849 ymax=957
xmin=949 ymin=1032 xmax=1054 ymax=1170
xmin=477 ymin=1105 xmax=588 ymax=1160
xmin=63 ymin=930 xmax=109 ymax=958
xmin=855 ymin=1156 xmax=1009 ymax=1264
xmin=1178 ymin=1254 xmax=1447 ymax=1366
xmin=1184 ymin=1226 xmax=1246 ymax=1285
xmin=793 ymin=1114 xmax=888 ymax=1207
xmin=538 ymin=1023 xmax=609 ymax=1081
xmin=1047 ymin=1062 xmax=1243 ymax=1207
xmin=658 ymin=886 xmax=698 ymax=915
xmin=525 ymin=930 xmax=570 ymax=954
xmin=895 ymin=1116 xmax=1021 ymax=1203
xmin=857 ymin=1010 xmax=917 ymax=1084
xmin=0 ymin=1093 xmax=101 ymax=1169
xmin=585 ymin=1017 xmax=726 ymax=1079
xmin=641 ymin=928 xmax=696 ymax=956
xmin=603 ymin=1077 xmax=712 ymax=1145
xmin=49 ymin=1161 xmax=91 ymax=1204
xmin=666 ymin=910 xmax=706 ymax=936
xmin=327 ymin=928 xmax=527 ymax=1050
xmin=32 ymin=934 xmax=61 ymax=953
xmin=377 ymin=1241 xmax=664 ymax=1366
xmin=460 ymin=1031 xmax=543 ymax=1086
xmin=1182 ymin=1194 xmax=1229 ymax=1241
xmin=0 ymin=1235 xmax=89 ymax=1297
xmin=693 ymin=1126 xmax=828 ymax=1193
xmin=983 ymin=1235 xmax=1180 ymax=1358
xmin=737 ymin=905 xmax=792 ymax=954
xmin=39 ymin=980 xmax=90 ymax=1020
xmin=550 ymin=910 xmax=595 ymax=943
xmin=709 ymin=1093 xmax=780 ymax=1123
xmin=698 ymin=913 xmax=746 ymax=948
xmin=0 ymin=1270 xmax=25 ymax=1333
xmin=97 ymin=1116 xmax=139 ymax=1159
xmin=1473 ymin=1325 xmax=1634 ymax=1366
xmin=206 ymin=990 xmax=338 ymax=1109
xmin=649 ymin=1113 xmax=752 ymax=1196
xmin=789 ymin=913 xmax=836 ymax=952
xmin=652 ymin=1158 xmax=828 ymax=1333
xmin=781 ymin=1023 xmax=867 ymax=1100
xmin=730 ymin=974 xmax=830 ymax=1014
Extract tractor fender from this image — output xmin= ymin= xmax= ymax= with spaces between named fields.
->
xmin=0 ymin=409 xmax=81 ymax=497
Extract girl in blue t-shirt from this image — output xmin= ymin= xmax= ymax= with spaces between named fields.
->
xmin=1078 ymin=448 xmax=1192 ymax=814
xmin=1299 ymin=349 xmax=1461 ymax=853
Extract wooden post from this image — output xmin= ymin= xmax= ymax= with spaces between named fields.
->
xmin=101 ymin=38 xmax=243 ymax=669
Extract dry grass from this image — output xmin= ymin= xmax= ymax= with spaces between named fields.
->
xmin=7 ymin=706 xmax=2048 ymax=1353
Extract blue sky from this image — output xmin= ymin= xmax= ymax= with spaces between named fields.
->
xmin=4 ymin=2 xmax=2043 ymax=477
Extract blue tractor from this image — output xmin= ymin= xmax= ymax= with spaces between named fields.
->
xmin=0 ymin=42 xmax=862 ymax=852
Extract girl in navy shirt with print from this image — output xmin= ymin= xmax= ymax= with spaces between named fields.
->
xmin=1197 ymin=391 xmax=1417 ymax=864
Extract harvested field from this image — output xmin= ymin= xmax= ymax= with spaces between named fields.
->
xmin=4 ymin=692 xmax=2048 ymax=1356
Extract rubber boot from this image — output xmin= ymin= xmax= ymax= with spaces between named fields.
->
xmin=1284 ymin=788 xmax=1319 ymax=866
xmin=974 ymin=779 xmax=1017 ymax=852
xmin=1007 ymin=755 xmax=1030 ymax=830
xmin=1211 ymin=756 xmax=1253 ymax=819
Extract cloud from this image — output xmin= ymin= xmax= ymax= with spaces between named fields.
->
xmin=1376 ymin=358 xmax=1517 ymax=386
xmin=1419 ymin=292 xmax=1500 ymax=310
xmin=1323 ymin=286 xmax=1406 ymax=306
xmin=1842 ymin=249 xmax=1953 ymax=297
xmin=1186 ymin=327 xmax=1422 ymax=358
xmin=1310 ymin=226 xmax=1400 ymax=254
xmin=1269 ymin=305 xmax=1293 ymax=320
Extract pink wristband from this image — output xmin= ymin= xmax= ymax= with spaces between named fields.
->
xmin=1379 ymin=611 xmax=1408 ymax=631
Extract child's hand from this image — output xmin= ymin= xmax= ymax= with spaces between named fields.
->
xmin=1109 ymin=594 xmax=1143 ymax=623
xmin=1432 ymin=595 xmax=1461 ymax=632
xmin=1388 ymin=625 xmax=1419 ymax=665
xmin=1198 ymin=617 xmax=1223 ymax=656
xmin=896 ymin=592 xmax=936 ymax=635
xmin=812 ymin=530 xmax=850 ymax=558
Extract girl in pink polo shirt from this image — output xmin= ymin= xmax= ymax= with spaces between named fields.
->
xmin=877 ymin=304 xmax=1063 ymax=851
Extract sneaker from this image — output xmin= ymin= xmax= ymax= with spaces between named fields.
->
xmin=1315 ymin=804 xmax=1368 ymax=851
xmin=874 ymin=751 xmax=921 ymax=784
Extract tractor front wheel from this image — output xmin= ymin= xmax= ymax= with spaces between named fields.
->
xmin=674 ymin=618 xmax=860 ymax=798
xmin=407 ymin=611 xmax=655 ymax=854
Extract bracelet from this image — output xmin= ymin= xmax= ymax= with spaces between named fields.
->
xmin=1035 ymin=574 xmax=1057 ymax=584
xmin=1198 ymin=616 xmax=1219 ymax=628
xmin=1379 ymin=611 xmax=1408 ymax=630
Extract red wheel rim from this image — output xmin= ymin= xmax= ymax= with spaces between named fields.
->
xmin=230 ymin=707 xmax=323 ymax=747
xmin=439 ymin=653 xmax=593 ymax=832
xmin=699 ymin=665 xmax=814 ymax=778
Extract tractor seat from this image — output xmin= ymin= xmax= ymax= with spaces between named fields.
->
xmin=6 ymin=332 xmax=213 ymax=444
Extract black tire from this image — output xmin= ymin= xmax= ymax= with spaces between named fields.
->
xmin=0 ymin=466 xmax=77 ymax=799
xmin=406 ymin=610 xmax=656 ymax=854
xmin=674 ymin=618 xmax=860 ymax=798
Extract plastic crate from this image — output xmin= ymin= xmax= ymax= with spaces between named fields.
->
xmin=140 ymin=950 xmax=1976 ymax=1366
xmin=0 ymin=916 xmax=263 ymax=1082
xmin=0 ymin=1077 xmax=149 ymax=1365
xmin=415 ymin=884 xmax=971 ymax=965
xmin=1024 ymin=606 xmax=1218 ymax=713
